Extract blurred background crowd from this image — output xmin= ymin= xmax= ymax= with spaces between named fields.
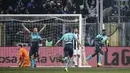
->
xmin=0 ymin=0 xmax=130 ymax=23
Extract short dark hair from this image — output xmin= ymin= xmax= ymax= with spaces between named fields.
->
xmin=74 ymin=27 xmax=78 ymax=29
xmin=18 ymin=44 xmax=23 ymax=47
xmin=102 ymin=29 xmax=106 ymax=31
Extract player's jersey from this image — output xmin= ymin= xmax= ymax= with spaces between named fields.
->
xmin=95 ymin=34 xmax=108 ymax=47
xmin=73 ymin=33 xmax=79 ymax=49
xmin=19 ymin=48 xmax=29 ymax=60
xmin=30 ymin=32 xmax=41 ymax=46
xmin=60 ymin=33 xmax=76 ymax=44
xmin=30 ymin=32 xmax=41 ymax=41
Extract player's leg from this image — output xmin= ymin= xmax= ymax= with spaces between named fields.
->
xmin=61 ymin=50 xmax=69 ymax=64
xmin=33 ymin=46 xmax=39 ymax=68
xmin=21 ymin=59 xmax=31 ymax=68
xmin=86 ymin=50 xmax=98 ymax=60
xmin=29 ymin=47 xmax=34 ymax=68
xmin=86 ymin=45 xmax=99 ymax=61
xmin=74 ymin=49 xmax=80 ymax=67
xmin=83 ymin=49 xmax=98 ymax=65
xmin=34 ymin=54 xmax=39 ymax=68
xmin=73 ymin=49 xmax=78 ymax=67
xmin=98 ymin=49 xmax=103 ymax=66
xmin=58 ymin=46 xmax=69 ymax=63
xmin=65 ymin=46 xmax=73 ymax=72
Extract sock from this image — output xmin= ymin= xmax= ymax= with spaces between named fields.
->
xmin=66 ymin=58 xmax=72 ymax=68
xmin=30 ymin=57 xmax=33 ymax=68
xmin=98 ymin=54 xmax=103 ymax=63
xmin=31 ymin=58 xmax=36 ymax=68
xmin=74 ymin=56 xmax=78 ymax=65
xmin=86 ymin=55 xmax=92 ymax=60
xmin=33 ymin=58 xmax=36 ymax=65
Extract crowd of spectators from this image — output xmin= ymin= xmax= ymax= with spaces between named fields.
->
xmin=1 ymin=0 xmax=130 ymax=46
xmin=0 ymin=0 xmax=76 ymax=14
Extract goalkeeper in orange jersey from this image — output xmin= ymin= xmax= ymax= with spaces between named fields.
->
xmin=17 ymin=45 xmax=30 ymax=67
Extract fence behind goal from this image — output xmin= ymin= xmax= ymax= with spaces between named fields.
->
xmin=0 ymin=14 xmax=88 ymax=67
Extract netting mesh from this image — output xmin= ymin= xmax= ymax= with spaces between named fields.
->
xmin=0 ymin=15 xmax=85 ymax=67
xmin=0 ymin=15 xmax=80 ymax=46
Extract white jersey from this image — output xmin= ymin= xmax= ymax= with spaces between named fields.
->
xmin=73 ymin=33 xmax=80 ymax=55
xmin=73 ymin=33 xmax=79 ymax=49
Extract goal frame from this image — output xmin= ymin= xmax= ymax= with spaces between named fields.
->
xmin=0 ymin=14 xmax=90 ymax=67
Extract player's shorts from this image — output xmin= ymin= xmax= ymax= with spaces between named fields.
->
xmin=64 ymin=43 xmax=73 ymax=58
xmin=95 ymin=46 xmax=103 ymax=55
xmin=29 ymin=42 xmax=39 ymax=57
xmin=73 ymin=49 xmax=80 ymax=56
xmin=21 ymin=59 xmax=30 ymax=67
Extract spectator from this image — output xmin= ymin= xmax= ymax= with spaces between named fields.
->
xmin=27 ymin=0 xmax=38 ymax=14
xmin=0 ymin=0 xmax=77 ymax=14
xmin=84 ymin=0 xmax=97 ymax=23
xmin=15 ymin=0 xmax=28 ymax=14
xmin=7 ymin=6 xmax=15 ymax=14
xmin=45 ymin=37 xmax=53 ymax=47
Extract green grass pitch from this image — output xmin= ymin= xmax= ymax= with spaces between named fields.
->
xmin=0 ymin=67 xmax=130 ymax=73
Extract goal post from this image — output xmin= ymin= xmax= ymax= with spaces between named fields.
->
xmin=0 ymin=14 xmax=89 ymax=67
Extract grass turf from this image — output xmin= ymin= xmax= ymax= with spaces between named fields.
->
xmin=0 ymin=67 xmax=130 ymax=73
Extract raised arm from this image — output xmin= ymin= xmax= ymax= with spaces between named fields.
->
xmin=21 ymin=23 xmax=30 ymax=33
xmin=55 ymin=35 xmax=64 ymax=46
xmin=39 ymin=24 xmax=46 ymax=34
xmin=55 ymin=39 xmax=61 ymax=46
xmin=85 ymin=0 xmax=90 ymax=11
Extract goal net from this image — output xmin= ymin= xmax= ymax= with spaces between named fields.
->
xmin=0 ymin=14 xmax=89 ymax=67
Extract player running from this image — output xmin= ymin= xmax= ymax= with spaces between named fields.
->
xmin=73 ymin=28 xmax=80 ymax=67
xmin=21 ymin=23 xmax=46 ymax=68
xmin=84 ymin=29 xmax=109 ymax=66
xmin=55 ymin=28 xmax=84 ymax=72
xmin=17 ymin=45 xmax=30 ymax=68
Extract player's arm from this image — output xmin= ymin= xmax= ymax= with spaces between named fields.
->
xmin=75 ymin=38 xmax=84 ymax=49
xmin=55 ymin=40 xmax=61 ymax=46
xmin=85 ymin=0 xmax=90 ymax=12
xmin=39 ymin=24 xmax=46 ymax=34
xmin=21 ymin=23 xmax=30 ymax=33
xmin=55 ymin=35 xmax=64 ymax=46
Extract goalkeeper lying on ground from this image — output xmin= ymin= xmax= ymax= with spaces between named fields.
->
xmin=17 ymin=45 xmax=30 ymax=67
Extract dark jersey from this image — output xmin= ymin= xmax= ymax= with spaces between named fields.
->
xmin=30 ymin=32 xmax=41 ymax=46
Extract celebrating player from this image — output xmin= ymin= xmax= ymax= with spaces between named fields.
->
xmin=21 ymin=23 xmax=46 ymax=68
xmin=73 ymin=28 xmax=80 ymax=67
xmin=84 ymin=29 xmax=109 ymax=66
xmin=17 ymin=44 xmax=30 ymax=68
xmin=55 ymin=28 xmax=84 ymax=72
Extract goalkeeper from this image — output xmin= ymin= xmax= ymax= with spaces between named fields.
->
xmin=21 ymin=23 xmax=46 ymax=68
xmin=55 ymin=28 xmax=84 ymax=72
xmin=84 ymin=29 xmax=109 ymax=66
xmin=17 ymin=45 xmax=30 ymax=68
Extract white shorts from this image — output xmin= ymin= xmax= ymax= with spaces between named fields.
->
xmin=73 ymin=49 xmax=80 ymax=56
